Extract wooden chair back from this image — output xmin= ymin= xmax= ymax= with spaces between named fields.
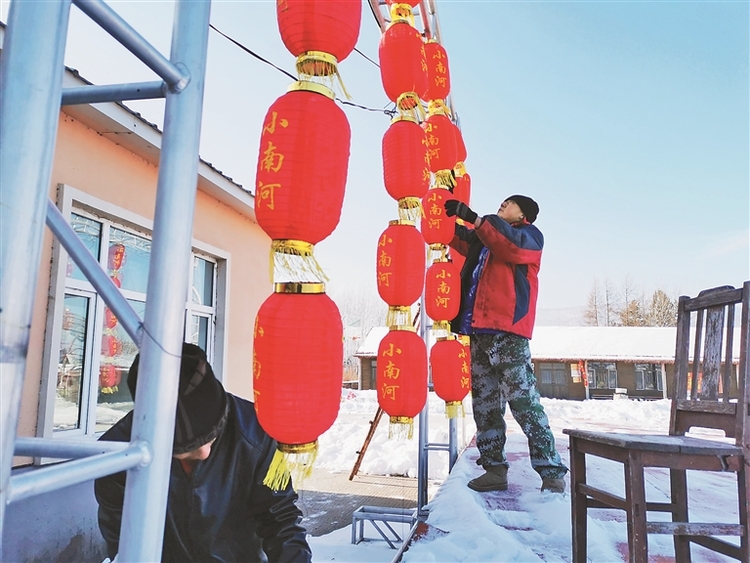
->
xmin=670 ymin=281 xmax=750 ymax=451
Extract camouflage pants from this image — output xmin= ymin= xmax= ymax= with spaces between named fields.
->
xmin=471 ymin=332 xmax=567 ymax=479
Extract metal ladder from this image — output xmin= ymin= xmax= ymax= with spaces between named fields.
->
xmin=0 ymin=0 xmax=211 ymax=559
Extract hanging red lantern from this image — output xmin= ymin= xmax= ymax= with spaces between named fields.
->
xmin=453 ymin=171 xmax=471 ymax=206
xmin=253 ymin=283 xmax=343 ymax=490
xmin=101 ymin=334 xmax=121 ymax=357
xmin=430 ymin=337 xmax=471 ymax=418
xmin=449 ymin=247 xmax=466 ymax=273
xmin=104 ymin=308 xmax=118 ymax=330
xmin=423 ymin=112 xmax=457 ymax=188
xmin=107 ymin=243 xmax=126 ymax=271
xmin=99 ymin=364 xmax=121 ymax=392
xmin=385 ymin=0 xmax=420 ymax=6
xmin=382 ymin=117 xmax=430 ymax=221
xmin=452 ymin=121 xmax=467 ymax=166
xmin=379 ymin=22 xmax=428 ymax=116
xmin=377 ymin=327 xmax=428 ymax=438
xmin=255 ymin=83 xmax=350 ymax=278
xmin=424 ymin=260 xmax=461 ymax=326
xmin=376 ymin=221 xmax=425 ymax=309
xmin=424 ymin=40 xmax=450 ymax=102
xmin=277 ymin=0 xmax=361 ymax=82
xmin=420 ymin=188 xmax=454 ymax=246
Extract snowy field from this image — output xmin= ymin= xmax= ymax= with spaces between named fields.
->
xmin=307 ymin=390 xmax=741 ymax=562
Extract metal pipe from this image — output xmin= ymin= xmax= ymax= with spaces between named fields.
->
xmin=72 ymin=0 xmax=189 ymax=91
xmin=0 ymin=0 xmax=72 ymax=550
xmin=7 ymin=444 xmax=149 ymax=504
xmin=62 ymin=81 xmax=166 ymax=105
xmin=448 ymin=416 xmax=457 ymax=470
xmin=14 ymin=437 xmax=128 ymax=459
xmin=417 ymin=296 xmax=429 ymax=517
xmin=46 ymin=199 xmax=143 ymax=344
xmin=117 ymin=0 xmax=211 ymax=559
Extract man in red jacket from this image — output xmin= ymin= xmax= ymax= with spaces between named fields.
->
xmin=446 ymin=196 xmax=567 ymax=494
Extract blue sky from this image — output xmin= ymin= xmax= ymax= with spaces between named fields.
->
xmin=5 ymin=0 xmax=747 ymax=312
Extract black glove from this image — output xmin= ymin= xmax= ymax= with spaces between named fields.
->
xmin=444 ymin=200 xmax=478 ymax=224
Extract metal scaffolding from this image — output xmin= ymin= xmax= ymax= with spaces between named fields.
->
xmin=0 ymin=0 xmax=211 ymax=558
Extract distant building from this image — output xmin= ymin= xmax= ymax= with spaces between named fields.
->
xmin=355 ymin=326 xmax=742 ymax=401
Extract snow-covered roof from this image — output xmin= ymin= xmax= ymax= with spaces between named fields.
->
xmin=355 ymin=326 xmax=743 ymax=363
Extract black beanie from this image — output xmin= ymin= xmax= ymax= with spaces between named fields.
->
xmin=127 ymin=343 xmax=229 ymax=455
xmin=507 ymin=195 xmax=539 ymax=223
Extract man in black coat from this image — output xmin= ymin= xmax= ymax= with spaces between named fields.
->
xmin=94 ymin=343 xmax=312 ymax=562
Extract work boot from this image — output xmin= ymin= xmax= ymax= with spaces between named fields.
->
xmin=467 ymin=465 xmax=508 ymax=492
xmin=541 ymin=477 xmax=566 ymax=493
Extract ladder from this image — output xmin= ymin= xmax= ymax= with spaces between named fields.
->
xmin=0 ymin=0 xmax=211 ymax=559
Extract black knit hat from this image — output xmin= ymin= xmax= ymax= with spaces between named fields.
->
xmin=127 ymin=343 xmax=229 ymax=455
xmin=507 ymin=195 xmax=539 ymax=223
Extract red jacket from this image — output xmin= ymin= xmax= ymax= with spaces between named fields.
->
xmin=449 ymin=215 xmax=543 ymax=339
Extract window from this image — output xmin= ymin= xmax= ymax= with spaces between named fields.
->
xmin=635 ymin=363 xmax=663 ymax=391
xmin=588 ymin=362 xmax=617 ymax=389
xmin=52 ymin=208 xmax=219 ymax=437
xmin=539 ymin=362 xmax=567 ymax=385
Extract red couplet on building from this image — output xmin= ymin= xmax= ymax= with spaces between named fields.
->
xmin=253 ymin=286 xmax=343 ymax=449
xmin=378 ymin=22 xmax=428 ymax=112
xmin=255 ymin=84 xmax=350 ymax=244
xmin=376 ymin=221 xmax=425 ymax=307
xmin=382 ymin=117 xmax=430 ymax=203
xmin=424 ymin=260 xmax=460 ymax=322
xmin=420 ymin=188 xmax=454 ymax=246
xmin=424 ymin=40 xmax=450 ymax=102
xmin=430 ymin=337 xmax=471 ymax=418
xmin=377 ymin=328 xmax=428 ymax=430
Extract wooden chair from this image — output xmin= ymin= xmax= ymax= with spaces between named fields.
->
xmin=564 ymin=282 xmax=749 ymax=562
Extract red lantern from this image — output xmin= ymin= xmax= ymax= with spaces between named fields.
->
xmin=110 ymin=274 xmax=122 ymax=289
xmin=377 ymin=328 xmax=428 ymax=437
xmin=422 ymin=113 xmax=457 ymax=187
xmin=386 ymin=0 xmax=420 ymax=6
xmin=452 ymin=121 xmax=467 ymax=165
xmin=379 ymin=22 xmax=428 ymax=114
xmin=107 ymin=243 xmax=126 ymax=271
xmin=424 ymin=40 xmax=450 ymax=102
xmin=430 ymin=337 xmax=471 ymax=418
xmin=449 ymin=247 xmax=466 ymax=273
xmin=382 ymin=117 xmax=430 ymax=203
xmin=104 ymin=308 xmax=118 ymax=330
xmin=253 ymin=284 xmax=343 ymax=489
xmin=255 ymin=84 xmax=350 ymax=257
xmin=420 ymin=188 xmax=454 ymax=246
xmin=99 ymin=364 xmax=121 ymax=391
xmin=453 ymin=172 xmax=471 ymax=205
xmin=277 ymin=0 xmax=361 ymax=63
xmin=102 ymin=334 xmax=121 ymax=357
xmin=376 ymin=221 xmax=425 ymax=307
xmin=425 ymin=260 xmax=461 ymax=324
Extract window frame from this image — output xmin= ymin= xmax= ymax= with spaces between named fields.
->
xmin=38 ymin=184 xmax=229 ymax=447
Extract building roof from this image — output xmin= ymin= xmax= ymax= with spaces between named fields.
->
xmin=356 ymin=326 xmax=743 ymax=363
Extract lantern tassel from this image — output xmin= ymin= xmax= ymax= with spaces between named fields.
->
xmin=296 ymin=51 xmax=353 ymax=101
xmin=263 ymin=442 xmax=319 ymax=492
xmin=435 ymin=169 xmax=456 ymax=189
xmin=444 ymin=401 xmax=465 ymax=420
xmin=397 ymin=197 xmax=424 ymax=223
xmin=396 ymin=92 xmax=426 ymax=122
xmin=386 ymin=306 xmax=413 ymax=329
xmin=271 ymin=240 xmax=329 ymax=283
xmin=388 ymin=416 xmax=414 ymax=440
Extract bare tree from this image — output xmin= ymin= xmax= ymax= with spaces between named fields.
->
xmin=618 ymin=299 xmax=648 ymax=326
xmin=583 ymin=280 xmax=601 ymax=326
xmin=646 ymin=289 xmax=678 ymax=327
xmin=603 ymin=278 xmax=618 ymax=327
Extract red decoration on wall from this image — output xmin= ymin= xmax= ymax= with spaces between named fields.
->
xmin=378 ymin=22 xmax=428 ymax=115
xmin=420 ymin=188 xmax=454 ymax=246
xmin=430 ymin=337 xmax=471 ymax=418
xmin=255 ymin=86 xmax=350 ymax=245
xmin=253 ymin=286 xmax=343 ymax=488
xmin=377 ymin=328 xmax=427 ymax=436
xmin=376 ymin=221 xmax=425 ymax=307
xmin=424 ymin=40 xmax=450 ymax=102
xmin=277 ymin=0 xmax=361 ymax=64
xmin=382 ymin=117 xmax=430 ymax=203
xmin=424 ymin=260 xmax=460 ymax=323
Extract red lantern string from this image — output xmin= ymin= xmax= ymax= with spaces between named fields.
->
xmin=422 ymin=112 xmax=457 ymax=189
xmin=420 ymin=187 xmax=454 ymax=247
xmin=276 ymin=0 xmax=361 ymax=97
xmin=424 ymin=40 xmax=451 ymax=103
xmin=255 ymin=82 xmax=350 ymax=282
xmin=430 ymin=337 xmax=471 ymax=418
xmin=382 ymin=117 xmax=430 ymax=222
xmin=453 ymin=171 xmax=471 ymax=206
xmin=376 ymin=221 xmax=425 ymax=326
xmin=376 ymin=327 xmax=428 ymax=439
xmin=424 ymin=260 xmax=460 ymax=330
xmin=379 ymin=22 xmax=428 ymax=119
xmin=253 ymin=283 xmax=343 ymax=490
xmin=100 ymin=244 xmax=126 ymax=394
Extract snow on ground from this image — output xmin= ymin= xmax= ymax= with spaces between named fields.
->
xmin=308 ymin=390 xmax=741 ymax=562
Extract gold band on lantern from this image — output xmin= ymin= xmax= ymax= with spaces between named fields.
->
xmin=454 ymin=162 xmax=467 ymax=177
xmin=444 ymin=401 xmax=465 ymax=420
xmin=287 ymin=80 xmax=335 ymax=100
xmin=388 ymin=218 xmax=416 ymax=227
xmin=390 ymin=114 xmax=418 ymax=125
xmin=277 ymin=441 xmax=318 ymax=454
xmin=428 ymin=243 xmax=448 ymax=263
xmin=431 ymin=320 xmax=452 ymax=332
xmin=386 ymin=306 xmax=415 ymax=330
xmin=435 ymin=169 xmax=456 ymax=189
xmin=457 ymin=334 xmax=470 ymax=346
xmin=388 ymin=4 xmax=415 ymax=26
xmin=294 ymin=52 xmax=352 ymax=100
xmin=388 ymin=416 xmax=415 ymax=440
xmin=397 ymin=196 xmax=424 ymax=223
xmin=427 ymin=99 xmax=452 ymax=117
xmin=436 ymin=334 xmax=457 ymax=342
xmin=274 ymin=282 xmax=326 ymax=294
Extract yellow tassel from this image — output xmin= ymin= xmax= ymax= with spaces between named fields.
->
xmin=263 ymin=442 xmax=319 ymax=492
xmin=397 ymin=197 xmax=424 ymax=223
xmin=388 ymin=416 xmax=414 ymax=440
xmin=454 ymin=162 xmax=467 ymax=177
xmin=444 ymin=401 xmax=464 ymax=420
xmin=435 ymin=169 xmax=456 ymax=189
xmin=396 ymin=92 xmax=426 ymax=122
xmin=386 ymin=306 xmax=413 ymax=329
xmin=388 ymin=3 xmax=415 ymax=26
xmin=271 ymin=240 xmax=329 ymax=284
xmin=427 ymin=99 xmax=452 ymax=118
xmin=295 ymin=52 xmax=352 ymax=101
